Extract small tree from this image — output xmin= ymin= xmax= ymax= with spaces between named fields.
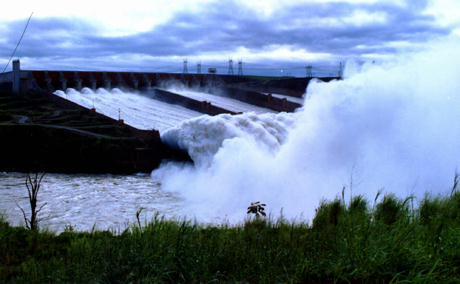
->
xmin=17 ymin=173 xmax=47 ymax=231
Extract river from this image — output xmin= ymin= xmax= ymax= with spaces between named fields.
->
xmin=0 ymin=172 xmax=184 ymax=232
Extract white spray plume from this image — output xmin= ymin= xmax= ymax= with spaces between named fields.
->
xmin=155 ymin=38 xmax=460 ymax=223
xmin=161 ymin=112 xmax=295 ymax=167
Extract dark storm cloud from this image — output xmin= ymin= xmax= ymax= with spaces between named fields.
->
xmin=1 ymin=18 xmax=98 ymax=58
xmin=0 ymin=0 xmax=451 ymax=69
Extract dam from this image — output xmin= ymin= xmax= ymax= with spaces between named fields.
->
xmin=0 ymin=60 xmax=340 ymax=119
xmin=0 ymin=59 xmax=340 ymax=173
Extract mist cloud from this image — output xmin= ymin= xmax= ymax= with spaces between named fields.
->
xmin=155 ymin=38 xmax=460 ymax=223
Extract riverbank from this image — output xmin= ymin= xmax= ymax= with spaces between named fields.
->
xmin=1 ymin=192 xmax=460 ymax=282
xmin=0 ymin=91 xmax=190 ymax=173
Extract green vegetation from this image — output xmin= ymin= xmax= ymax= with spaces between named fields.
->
xmin=2 ymin=192 xmax=460 ymax=283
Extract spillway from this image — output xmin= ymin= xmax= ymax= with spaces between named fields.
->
xmin=165 ymin=87 xmax=275 ymax=114
xmin=266 ymin=93 xmax=304 ymax=104
xmin=54 ymin=88 xmax=203 ymax=132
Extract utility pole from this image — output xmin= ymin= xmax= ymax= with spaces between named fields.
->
xmin=228 ymin=59 xmax=234 ymax=75
xmin=183 ymin=59 xmax=188 ymax=74
xmin=237 ymin=59 xmax=243 ymax=76
xmin=197 ymin=62 xmax=202 ymax=74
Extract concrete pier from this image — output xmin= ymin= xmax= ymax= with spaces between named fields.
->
xmin=44 ymin=71 xmax=53 ymax=91
xmin=143 ymin=74 xmax=152 ymax=89
xmin=89 ymin=73 xmax=97 ymax=90
xmin=12 ymin=60 xmax=21 ymax=94
xmin=103 ymin=73 xmax=111 ymax=90
xmin=116 ymin=73 xmax=125 ymax=87
xmin=74 ymin=72 xmax=82 ymax=90
xmin=130 ymin=73 xmax=139 ymax=89
xmin=59 ymin=72 xmax=67 ymax=91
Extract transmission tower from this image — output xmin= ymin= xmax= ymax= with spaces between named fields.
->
xmin=338 ymin=61 xmax=344 ymax=78
xmin=228 ymin=59 xmax=234 ymax=75
xmin=237 ymin=59 xmax=243 ymax=76
xmin=306 ymin=65 xmax=313 ymax=78
xmin=183 ymin=59 xmax=188 ymax=74
xmin=197 ymin=62 xmax=202 ymax=74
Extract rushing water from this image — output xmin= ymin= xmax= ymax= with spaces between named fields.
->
xmin=53 ymin=88 xmax=203 ymax=132
xmin=164 ymin=87 xmax=276 ymax=114
xmin=0 ymin=172 xmax=184 ymax=232
xmin=10 ymin=87 xmax=277 ymax=232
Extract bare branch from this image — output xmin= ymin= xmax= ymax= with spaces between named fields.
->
xmin=38 ymin=172 xmax=46 ymax=185
xmin=36 ymin=203 xmax=47 ymax=214
xmin=16 ymin=202 xmax=31 ymax=230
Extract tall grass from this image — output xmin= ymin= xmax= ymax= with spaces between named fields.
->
xmin=1 ymin=193 xmax=460 ymax=282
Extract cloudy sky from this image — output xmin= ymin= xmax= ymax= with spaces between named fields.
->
xmin=0 ymin=0 xmax=458 ymax=76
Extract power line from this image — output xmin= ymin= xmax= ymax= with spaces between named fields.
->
xmin=2 ymin=12 xmax=33 ymax=73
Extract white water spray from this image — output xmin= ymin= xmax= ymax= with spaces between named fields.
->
xmin=162 ymin=112 xmax=295 ymax=167
xmin=53 ymin=87 xmax=202 ymax=132
xmin=164 ymin=84 xmax=276 ymax=114
xmin=155 ymin=39 xmax=460 ymax=223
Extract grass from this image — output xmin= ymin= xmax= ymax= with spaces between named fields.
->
xmin=1 ymin=192 xmax=460 ymax=282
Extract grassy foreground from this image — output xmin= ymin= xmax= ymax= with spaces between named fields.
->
xmin=2 ymin=192 xmax=460 ymax=283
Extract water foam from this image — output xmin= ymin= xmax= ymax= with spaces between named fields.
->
xmin=164 ymin=85 xmax=276 ymax=114
xmin=162 ymin=112 xmax=295 ymax=167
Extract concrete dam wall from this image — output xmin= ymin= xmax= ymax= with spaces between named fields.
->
xmin=0 ymin=60 xmax=341 ymax=117
xmin=0 ymin=60 xmax=340 ymax=173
